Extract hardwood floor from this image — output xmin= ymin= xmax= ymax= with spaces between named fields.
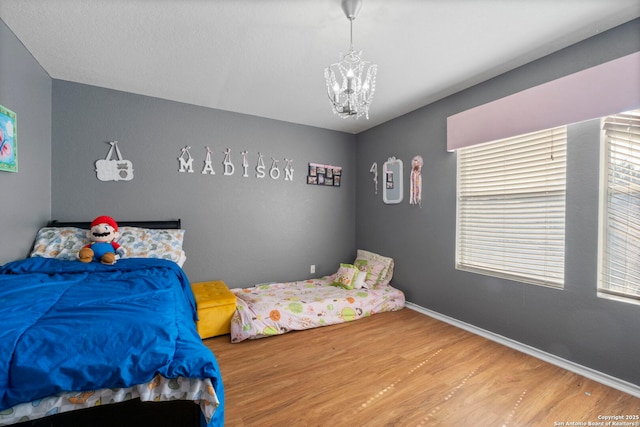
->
xmin=204 ymin=308 xmax=639 ymax=426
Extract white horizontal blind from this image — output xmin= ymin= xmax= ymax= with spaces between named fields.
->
xmin=599 ymin=110 xmax=640 ymax=301
xmin=456 ymin=126 xmax=567 ymax=287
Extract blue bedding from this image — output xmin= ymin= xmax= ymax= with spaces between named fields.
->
xmin=0 ymin=257 xmax=224 ymax=426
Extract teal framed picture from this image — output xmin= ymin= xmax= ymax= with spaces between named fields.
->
xmin=0 ymin=104 xmax=17 ymax=173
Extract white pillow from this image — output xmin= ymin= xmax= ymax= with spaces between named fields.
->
xmin=352 ymin=271 xmax=367 ymax=289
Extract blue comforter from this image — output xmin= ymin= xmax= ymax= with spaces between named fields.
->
xmin=0 ymin=257 xmax=224 ymax=426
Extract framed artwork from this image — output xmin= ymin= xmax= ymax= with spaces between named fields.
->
xmin=307 ymin=163 xmax=342 ymax=187
xmin=0 ymin=104 xmax=17 ymax=173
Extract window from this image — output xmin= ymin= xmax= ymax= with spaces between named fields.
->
xmin=599 ymin=110 xmax=640 ymax=302
xmin=456 ymin=126 xmax=567 ymax=287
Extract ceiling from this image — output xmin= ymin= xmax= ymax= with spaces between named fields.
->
xmin=1 ymin=1 xmax=639 ymax=134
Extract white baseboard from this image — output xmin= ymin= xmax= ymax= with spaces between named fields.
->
xmin=405 ymin=302 xmax=640 ymax=398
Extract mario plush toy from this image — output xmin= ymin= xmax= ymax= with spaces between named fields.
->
xmin=78 ymin=216 xmax=125 ymax=265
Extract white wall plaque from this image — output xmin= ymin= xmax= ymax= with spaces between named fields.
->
xmin=96 ymin=141 xmax=134 ymax=181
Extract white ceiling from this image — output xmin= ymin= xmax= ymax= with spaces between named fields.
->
xmin=1 ymin=0 xmax=639 ymax=134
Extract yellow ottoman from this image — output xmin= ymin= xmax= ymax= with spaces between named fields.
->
xmin=191 ymin=281 xmax=236 ymax=339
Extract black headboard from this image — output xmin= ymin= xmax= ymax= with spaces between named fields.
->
xmin=47 ymin=219 xmax=182 ymax=230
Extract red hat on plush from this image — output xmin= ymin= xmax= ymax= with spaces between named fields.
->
xmin=91 ymin=215 xmax=118 ymax=231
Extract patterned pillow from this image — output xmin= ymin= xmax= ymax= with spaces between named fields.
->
xmin=30 ymin=227 xmax=89 ymax=260
xmin=353 ymin=249 xmax=394 ymax=287
xmin=118 ymin=227 xmax=186 ymax=266
xmin=331 ymin=263 xmax=360 ymax=290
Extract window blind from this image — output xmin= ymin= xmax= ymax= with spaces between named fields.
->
xmin=599 ymin=110 xmax=640 ymax=301
xmin=456 ymin=126 xmax=567 ymax=287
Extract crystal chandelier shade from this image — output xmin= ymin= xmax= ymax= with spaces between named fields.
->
xmin=324 ymin=0 xmax=377 ymax=120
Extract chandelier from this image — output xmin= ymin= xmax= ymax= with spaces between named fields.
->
xmin=324 ymin=0 xmax=377 ymax=120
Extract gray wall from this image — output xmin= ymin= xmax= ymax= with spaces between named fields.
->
xmin=356 ymin=19 xmax=640 ymax=386
xmin=51 ymin=81 xmax=356 ymax=286
xmin=3 ymin=11 xmax=639 ymax=388
xmin=0 ymin=19 xmax=51 ymax=264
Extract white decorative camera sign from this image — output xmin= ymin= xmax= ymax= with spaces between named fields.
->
xmin=95 ymin=141 xmax=134 ymax=182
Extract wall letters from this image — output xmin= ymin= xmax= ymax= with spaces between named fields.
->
xmin=178 ymin=147 xmax=293 ymax=182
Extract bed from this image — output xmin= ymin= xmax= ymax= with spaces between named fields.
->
xmin=230 ymin=249 xmax=405 ymax=343
xmin=0 ymin=220 xmax=224 ymax=427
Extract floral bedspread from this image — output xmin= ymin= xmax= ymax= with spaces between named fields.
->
xmin=230 ymin=275 xmax=405 ymax=343
xmin=0 ymin=375 xmax=218 ymax=426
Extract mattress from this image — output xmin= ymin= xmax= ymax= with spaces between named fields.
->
xmin=230 ymin=275 xmax=405 ymax=342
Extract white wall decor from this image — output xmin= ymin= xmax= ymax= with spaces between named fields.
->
xmin=369 ymin=162 xmax=378 ymax=194
xmin=256 ymin=152 xmax=266 ymax=178
xmin=223 ymin=148 xmax=234 ymax=176
xmin=382 ymin=157 xmax=403 ymax=204
xmin=177 ymin=147 xmax=293 ymax=182
xmin=284 ymin=158 xmax=294 ymax=181
xmin=202 ymin=146 xmax=215 ymax=175
xmin=269 ymin=158 xmax=280 ymax=180
xmin=95 ymin=141 xmax=134 ymax=181
xmin=241 ymin=151 xmax=249 ymax=177
xmin=178 ymin=146 xmax=194 ymax=173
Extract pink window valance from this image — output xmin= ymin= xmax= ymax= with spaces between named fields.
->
xmin=447 ymin=51 xmax=640 ymax=151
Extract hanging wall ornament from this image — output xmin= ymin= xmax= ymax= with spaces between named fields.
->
xmin=256 ymin=152 xmax=266 ymax=178
xmin=269 ymin=157 xmax=280 ymax=180
xmin=95 ymin=141 xmax=134 ymax=181
xmin=410 ymin=155 xmax=423 ymax=207
xmin=178 ymin=146 xmax=194 ymax=173
xmin=202 ymin=146 xmax=215 ymax=175
xmin=284 ymin=158 xmax=294 ymax=181
xmin=241 ymin=150 xmax=249 ymax=177
xmin=369 ymin=162 xmax=378 ymax=194
xmin=223 ymin=148 xmax=235 ymax=176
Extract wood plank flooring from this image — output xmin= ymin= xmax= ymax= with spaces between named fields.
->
xmin=204 ymin=308 xmax=639 ymax=426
